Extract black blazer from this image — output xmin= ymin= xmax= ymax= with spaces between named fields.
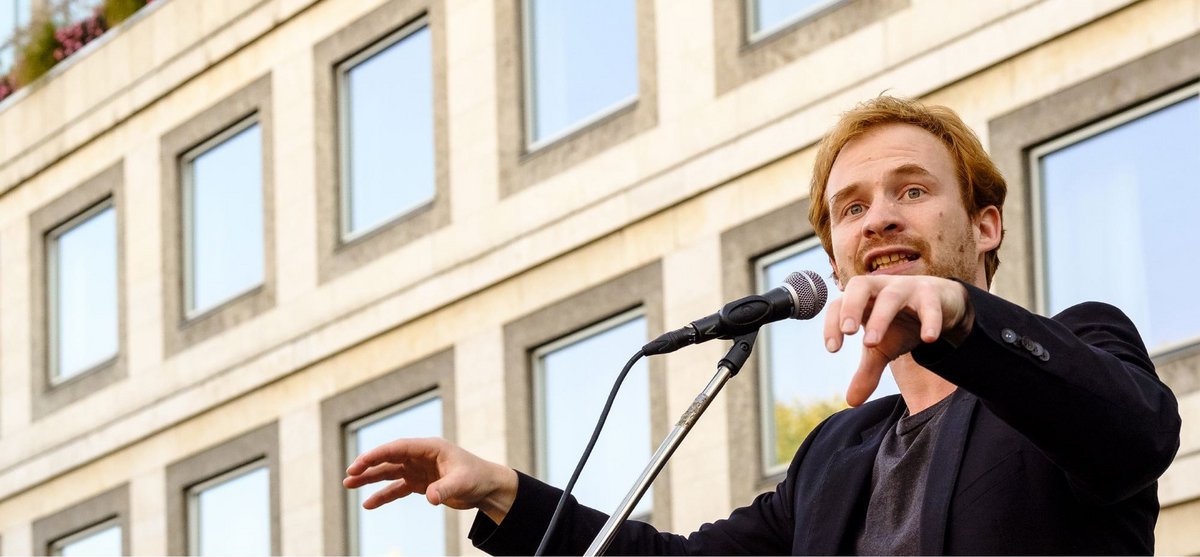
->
xmin=470 ymin=284 xmax=1181 ymax=555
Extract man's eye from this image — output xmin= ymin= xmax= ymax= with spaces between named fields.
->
xmin=846 ymin=204 xmax=865 ymax=216
xmin=905 ymin=188 xmax=923 ymax=199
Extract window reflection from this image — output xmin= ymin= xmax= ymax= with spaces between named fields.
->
xmin=52 ymin=523 xmax=121 ymax=557
xmin=50 ymin=203 xmax=118 ymax=381
xmin=189 ymin=465 xmax=271 ymax=556
xmin=1038 ymin=93 xmax=1200 ymax=354
xmin=536 ymin=313 xmax=652 ymax=519
xmin=185 ymin=121 xmax=265 ymax=316
xmin=340 ymin=24 xmax=435 ymax=239
xmin=526 ymin=0 xmax=638 ymax=146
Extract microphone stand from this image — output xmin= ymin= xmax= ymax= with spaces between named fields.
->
xmin=583 ymin=331 xmax=759 ymax=556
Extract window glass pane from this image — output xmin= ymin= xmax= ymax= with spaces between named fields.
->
xmin=539 ymin=315 xmax=651 ymax=518
xmin=342 ymin=26 xmax=435 ymax=237
xmin=750 ymin=0 xmax=834 ymax=37
xmin=53 ymin=205 xmax=118 ymax=381
xmin=187 ymin=123 xmax=264 ymax=314
xmin=528 ymin=0 xmax=637 ymax=144
xmin=192 ymin=466 xmax=270 ymax=556
xmin=55 ymin=525 xmax=121 ymax=557
xmin=1039 ymin=94 xmax=1200 ymax=353
xmin=760 ymin=244 xmax=899 ymax=467
xmin=350 ymin=397 xmax=444 ymax=556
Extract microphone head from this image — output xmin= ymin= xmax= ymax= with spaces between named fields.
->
xmin=784 ymin=270 xmax=828 ymax=319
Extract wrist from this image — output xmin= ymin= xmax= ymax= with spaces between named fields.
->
xmin=479 ymin=465 xmax=518 ymax=525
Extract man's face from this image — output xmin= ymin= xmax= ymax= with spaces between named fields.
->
xmin=825 ymin=123 xmax=993 ymax=289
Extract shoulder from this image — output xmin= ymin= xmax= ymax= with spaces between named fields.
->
xmin=1050 ymin=301 xmax=1149 ymax=356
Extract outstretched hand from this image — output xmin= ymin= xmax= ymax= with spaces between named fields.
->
xmin=824 ymin=275 xmax=973 ymax=407
xmin=343 ymin=437 xmax=518 ymax=524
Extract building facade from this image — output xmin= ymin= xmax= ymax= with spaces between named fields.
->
xmin=0 ymin=0 xmax=1198 ymax=554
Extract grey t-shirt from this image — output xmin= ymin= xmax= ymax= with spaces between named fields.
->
xmin=854 ymin=394 xmax=955 ymax=555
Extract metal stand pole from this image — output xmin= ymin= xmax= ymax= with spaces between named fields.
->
xmin=583 ymin=331 xmax=758 ymax=556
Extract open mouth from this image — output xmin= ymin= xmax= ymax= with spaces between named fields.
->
xmin=869 ymin=252 xmax=920 ymax=272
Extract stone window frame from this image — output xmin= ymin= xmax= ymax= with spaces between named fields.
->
xmin=31 ymin=484 xmax=131 ymax=556
xmin=719 ymin=199 xmax=820 ymax=502
xmin=28 ymin=161 xmax=127 ymax=420
xmin=319 ymin=348 xmax=457 ymax=556
xmin=159 ymin=74 xmax=276 ymax=357
xmin=312 ymin=0 xmax=450 ymax=284
xmin=494 ymin=0 xmax=658 ymax=198
xmin=164 ymin=422 xmax=281 ymax=556
xmin=988 ymin=31 xmax=1200 ymax=395
xmin=501 ymin=262 xmax=671 ymax=528
xmin=712 ymin=0 xmax=908 ymax=96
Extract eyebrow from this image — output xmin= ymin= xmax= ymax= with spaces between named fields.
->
xmin=827 ymin=163 xmax=940 ymax=210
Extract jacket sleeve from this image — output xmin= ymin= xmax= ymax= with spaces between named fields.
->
xmin=911 ymin=282 xmax=1181 ymax=504
xmin=468 ymin=416 xmax=832 ymax=556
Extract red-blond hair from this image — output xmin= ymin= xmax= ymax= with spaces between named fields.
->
xmin=808 ymin=96 xmax=1007 ymax=285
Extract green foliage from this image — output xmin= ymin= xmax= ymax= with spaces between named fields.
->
xmin=104 ymin=0 xmax=148 ymax=26
xmin=772 ymin=396 xmax=847 ymax=466
xmin=14 ymin=19 xmax=60 ymax=86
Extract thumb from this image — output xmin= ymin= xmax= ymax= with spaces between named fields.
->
xmin=425 ymin=475 xmax=459 ymax=506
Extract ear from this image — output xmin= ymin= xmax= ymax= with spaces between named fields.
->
xmin=974 ymin=205 xmax=1002 ymax=253
xmin=828 ymin=256 xmax=846 ymax=291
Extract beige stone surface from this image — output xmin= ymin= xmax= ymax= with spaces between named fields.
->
xmin=129 ymin=468 xmax=167 ymax=555
xmin=1157 ymin=496 xmax=1200 ymax=555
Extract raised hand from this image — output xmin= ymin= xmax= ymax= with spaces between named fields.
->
xmin=343 ymin=437 xmax=518 ymax=524
xmin=823 ymin=275 xmax=973 ymax=406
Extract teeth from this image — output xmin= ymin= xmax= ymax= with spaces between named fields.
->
xmin=871 ymin=253 xmax=914 ymax=271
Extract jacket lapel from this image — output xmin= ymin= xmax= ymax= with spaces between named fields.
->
xmin=804 ymin=400 xmax=904 ymax=554
xmin=918 ymin=389 xmax=978 ymax=555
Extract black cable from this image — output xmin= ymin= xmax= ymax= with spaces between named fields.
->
xmin=534 ymin=348 xmax=646 ymax=557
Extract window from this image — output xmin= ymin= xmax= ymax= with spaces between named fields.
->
xmin=346 ymin=393 xmax=444 ymax=556
xmin=29 ymin=162 xmax=126 ymax=419
xmin=165 ymin=423 xmax=278 ymax=556
xmin=187 ymin=463 xmax=271 ymax=556
xmin=534 ymin=311 xmax=652 ymax=518
xmin=182 ymin=118 xmax=265 ymax=317
xmin=524 ymin=0 xmax=638 ymax=147
xmin=313 ymin=2 xmax=450 ymax=283
xmin=756 ymin=239 xmax=899 ymax=471
xmin=338 ymin=21 xmax=434 ymax=240
xmin=47 ymin=202 xmax=117 ymax=382
xmin=160 ymin=75 xmax=274 ymax=354
xmin=747 ymin=0 xmax=838 ymax=40
xmin=50 ymin=521 xmax=121 ymax=557
xmin=1032 ymin=87 xmax=1200 ymax=356
xmin=32 ymin=484 xmax=129 ymax=557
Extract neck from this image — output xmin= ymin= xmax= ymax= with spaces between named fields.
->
xmin=891 ymin=355 xmax=957 ymax=413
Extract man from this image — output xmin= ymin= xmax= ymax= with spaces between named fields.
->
xmin=343 ymin=96 xmax=1180 ymax=554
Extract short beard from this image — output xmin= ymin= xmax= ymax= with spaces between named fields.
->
xmin=834 ymin=226 xmax=978 ymax=287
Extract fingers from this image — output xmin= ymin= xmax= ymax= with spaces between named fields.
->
xmin=342 ymin=463 xmax=405 ymax=489
xmin=847 ymin=346 xmax=889 ymax=407
xmin=824 ymin=297 xmax=845 ymax=352
xmin=362 ymin=479 xmax=417 ymax=510
xmin=346 ymin=437 xmax=440 ymax=476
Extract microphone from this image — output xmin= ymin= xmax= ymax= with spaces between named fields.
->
xmin=643 ymin=270 xmax=828 ymax=356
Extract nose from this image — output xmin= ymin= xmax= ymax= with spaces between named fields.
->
xmin=861 ymin=199 xmax=904 ymax=238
